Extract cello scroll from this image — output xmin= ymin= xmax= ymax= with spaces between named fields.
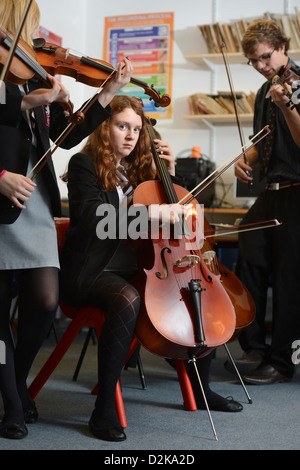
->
xmin=271 ymin=63 xmax=300 ymax=110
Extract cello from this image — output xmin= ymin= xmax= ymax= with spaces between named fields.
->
xmin=132 ymin=119 xmax=236 ymax=361
xmin=201 ymin=217 xmax=255 ymax=342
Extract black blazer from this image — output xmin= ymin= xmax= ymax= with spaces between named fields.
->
xmin=0 ymin=80 xmax=111 ymax=224
xmin=59 ymin=152 xmax=124 ymax=305
xmin=59 ymin=153 xmax=183 ymax=306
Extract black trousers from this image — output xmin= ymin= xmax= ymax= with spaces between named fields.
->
xmin=235 ymin=186 xmax=300 ymax=377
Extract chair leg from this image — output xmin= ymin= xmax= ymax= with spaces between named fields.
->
xmin=28 ymin=315 xmax=85 ymax=399
xmin=10 ymin=298 xmax=18 ymax=327
xmin=50 ymin=320 xmax=59 ymax=344
xmin=174 ymin=359 xmax=197 ymax=411
xmin=73 ymin=327 xmax=95 ymax=381
xmin=124 ymin=344 xmax=147 ymax=390
xmin=137 ymin=353 xmax=147 ymax=390
xmin=115 ymin=381 xmax=127 ymax=428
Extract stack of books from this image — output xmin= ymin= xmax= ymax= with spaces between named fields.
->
xmin=198 ymin=8 xmax=300 ymax=54
xmin=188 ymin=91 xmax=255 ymax=116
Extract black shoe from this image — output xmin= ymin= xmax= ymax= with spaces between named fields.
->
xmin=0 ymin=421 xmax=28 ymax=439
xmin=243 ymin=363 xmax=291 ymax=385
xmin=23 ymin=403 xmax=38 ymax=424
xmin=88 ymin=414 xmax=126 ymax=442
xmin=197 ymin=397 xmax=243 ymax=412
xmin=224 ymin=350 xmax=263 ymax=375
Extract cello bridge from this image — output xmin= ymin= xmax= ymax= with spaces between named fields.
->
xmin=173 ymin=254 xmax=200 ymax=268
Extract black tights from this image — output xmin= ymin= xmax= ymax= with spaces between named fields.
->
xmin=87 ymin=272 xmax=140 ymax=429
xmin=0 ymin=267 xmax=58 ymax=423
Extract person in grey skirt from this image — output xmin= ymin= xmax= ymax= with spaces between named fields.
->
xmin=0 ymin=0 xmax=133 ymax=439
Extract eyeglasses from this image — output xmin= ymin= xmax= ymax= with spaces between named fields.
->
xmin=247 ymin=49 xmax=275 ymax=66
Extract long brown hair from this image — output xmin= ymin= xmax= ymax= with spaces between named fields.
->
xmin=71 ymin=95 xmax=155 ymax=191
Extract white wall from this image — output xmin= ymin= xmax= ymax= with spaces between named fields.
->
xmin=37 ymin=0 xmax=299 ymax=206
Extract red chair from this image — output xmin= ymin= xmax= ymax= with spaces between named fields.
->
xmin=28 ymin=218 xmax=198 ymax=429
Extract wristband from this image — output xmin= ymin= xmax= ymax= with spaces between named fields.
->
xmin=0 ymin=170 xmax=7 ymax=179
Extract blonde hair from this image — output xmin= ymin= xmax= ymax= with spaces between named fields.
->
xmin=0 ymin=0 xmax=40 ymax=46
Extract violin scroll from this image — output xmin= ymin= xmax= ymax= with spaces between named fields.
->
xmin=150 ymin=86 xmax=171 ymax=108
xmin=272 ymin=63 xmax=300 ymax=110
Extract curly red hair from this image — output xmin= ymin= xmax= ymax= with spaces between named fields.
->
xmin=82 ymin=95 xmax=155 ymax=191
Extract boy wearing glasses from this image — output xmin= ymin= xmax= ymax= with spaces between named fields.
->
xmin=233 ymin=19 xmax=300 ymax=385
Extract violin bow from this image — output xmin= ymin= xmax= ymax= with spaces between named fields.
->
xmin=219 ymin=42 xmax=253 ymax=192
xmin=177 ymin=125 xmax=270 ymax=206
xmin=0 ymin=0 xmax=34 ymax=101
xmin=27 ymin=71 xmax=115 ymax=180
xmin=204 ymin=218 xmax=281 ymax=239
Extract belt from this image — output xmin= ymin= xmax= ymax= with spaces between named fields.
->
xmin=265 ymin=180 xmax=300 ymax=190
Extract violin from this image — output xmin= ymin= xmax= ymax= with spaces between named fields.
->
xmin=272 ymin=62 xmax=300 ymax=110
xmin=131 ymin=119 xmax=236 ymax=360
xmin=0 ymin=30 xmax=42 ymax=85
xmin=0 ymin=30 xmax=75 ymax=117
xmin=33 ymin=40 xmax=171 ymax=108
xmin=201 ymin=217 xmax=255 ymax=342
xmin=0 ymin=31 xmax=171 ymax=117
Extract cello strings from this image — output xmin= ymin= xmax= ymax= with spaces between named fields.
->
xmin=147 ymin=122 xmax=196 ymax=291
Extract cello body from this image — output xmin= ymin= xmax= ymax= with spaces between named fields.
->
xmin=132 ymin=180 xmax=236 ymax=359
xmin=201 ymin=217 xmax=255 ymax=342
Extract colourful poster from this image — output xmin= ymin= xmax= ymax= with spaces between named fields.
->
xmin=103 ymin=12 xmax=173 ymax=119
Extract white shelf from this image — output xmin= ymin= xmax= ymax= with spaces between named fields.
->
xmin=185 ymin=49 xmax=300 ymax=67
xmin=182 ymin=113 xmax=253 ymax=125
xmin=185 ymin=52 xmax=248 ymax=66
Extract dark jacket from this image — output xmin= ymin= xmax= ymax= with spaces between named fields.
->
xmin=59 ymin=152 xmax=183 ymax=306
xmin=59 ymin=152 xmax=129 ymax=305
xmin=0 ymin=79 xmax=111 ymax=224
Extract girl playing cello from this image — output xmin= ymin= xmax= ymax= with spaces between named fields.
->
xmin=59 ymin=95 xmax=242 ymax=442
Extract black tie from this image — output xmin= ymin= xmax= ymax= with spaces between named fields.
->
xmin=260 ymin=100 xmax=276 ymax=179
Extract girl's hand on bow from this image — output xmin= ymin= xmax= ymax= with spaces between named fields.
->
xmin=98 ymin=57 xmax=133 ymax=109
xmin=0 ymin=171 xmax=36 ymax=208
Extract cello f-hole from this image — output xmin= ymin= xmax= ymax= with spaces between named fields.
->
xmin=155 ymin=246 xmax=171 ymax=280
